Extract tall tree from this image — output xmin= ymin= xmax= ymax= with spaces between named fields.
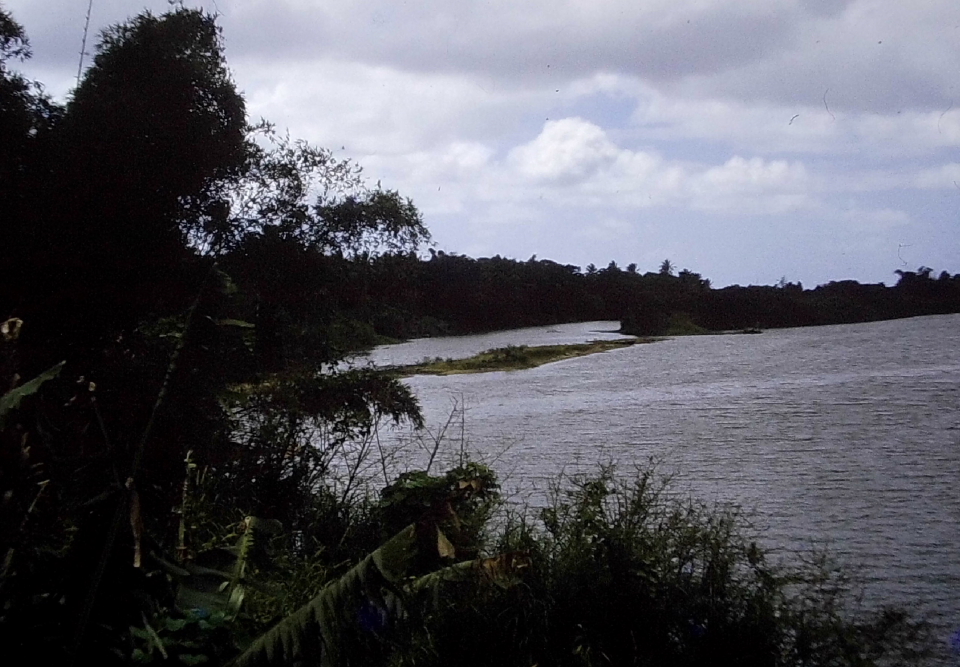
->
xmin=43 ymin=7 xmax=250 ymax=337
xmin=0 ymin=8 xmax=35 ymax=189
xmin=0 ymin=9 xmax=62 ymax=309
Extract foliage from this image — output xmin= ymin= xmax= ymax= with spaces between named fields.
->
xmin=129 ymin=609 xmax=236 ymax=666
xmin=376 ymin=462 xmax=500 ymax=562
xmin=312 ymin=189 xmax=429 ymax=258
xmin=0 ymin=9 xmax=62 ymax=310
xmin=298 ymin=251 xmax=960 ymax=340
xmin=194 ymin=125 xmax=429 ymax=259
xmin=233 ymin=508 xmax=529 ymax=667
xmin=64 ymin=6 xmax=249 ymax=226
xmin=387 ymin=467 xmax=932 ymax=667
xmin=0 ymin=360 xmax=63 ymax=429
xmin=232 ymin=523 xmax=419 ymax=667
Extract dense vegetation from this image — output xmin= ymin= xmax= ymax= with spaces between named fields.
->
xmin=0 ymin=6 xmax=939 ymax=665
xmin=288 ymin=252 xmax=960 ymax=339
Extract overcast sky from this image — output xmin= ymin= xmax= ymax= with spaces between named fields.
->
xmin=6 ymin=0 xmax=960 ymax=287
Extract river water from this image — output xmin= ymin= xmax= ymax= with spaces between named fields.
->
xmin=365 ymin=315 xmax=960 ymax=658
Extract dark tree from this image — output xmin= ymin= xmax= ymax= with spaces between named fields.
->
xmin=0 ymin=8 xmax=36 ymax=187
xmin=0 ymin=9 xmax=62 ymax=308
xmin=40 ymin=8 xmax=250 ymax=339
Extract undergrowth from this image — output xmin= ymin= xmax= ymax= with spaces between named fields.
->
xmin=386 ymin=465 xmax=933 ymax=667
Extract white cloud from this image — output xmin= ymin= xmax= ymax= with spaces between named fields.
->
xmin=507 ymin=118 xmax=622 ymax=182
xmin=405 ymin=119 xmax=818 ymax=219
xmin=697 ymin=157 xmax=807 ymax=192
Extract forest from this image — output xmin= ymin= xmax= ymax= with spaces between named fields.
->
xmin=0 ymin=6 xmax=944 ymax=666
xmin=299 ymin=251 xmax=960 ymax=340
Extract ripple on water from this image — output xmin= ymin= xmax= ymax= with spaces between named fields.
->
xmin=382 ymin=315 xmax=960 ymax=662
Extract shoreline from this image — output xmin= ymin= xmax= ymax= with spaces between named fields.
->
xmin=388 ymin=337 xmax=653 ymax=376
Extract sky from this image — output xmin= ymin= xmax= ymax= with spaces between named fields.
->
xmin=5 ymin=0 xmax=960 ymax=287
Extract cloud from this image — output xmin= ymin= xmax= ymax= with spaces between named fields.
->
xmin=234 ymin=57 xmax=543 ymax=155
xmin=674 ymin=0 xmax=960 ymax=113
xmin=210 ymin=0 xmax=960 ymax=120
xmin=507 ymin=117 xmax=622 ymax=182
xmin=838 ymin=206 xmax=910 ymax=230
xmin=688 ymin=156 xmax=812 ymax=214
xmin=438 ymin=118 xmax=816 ymax=218
xmin=219 ymin=0 xmax=797 ymax=85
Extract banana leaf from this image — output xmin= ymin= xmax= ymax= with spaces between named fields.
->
xmin=232 ymin=523 xmax=530 ymax=667
xmin=232 ymin=523 xmax=422 ymax=667
xmin=0 ymin=361 xmax=65 ymax=430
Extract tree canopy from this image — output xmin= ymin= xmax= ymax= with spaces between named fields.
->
xmin=0 ymin=6 xmax=429 ymax=353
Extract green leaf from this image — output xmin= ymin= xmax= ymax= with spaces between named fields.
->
xmin=172 ymin=517 xmax=283 ymax=617
xmin=164 ymin=617 xmax=189 ymax=632
xmin=0 ymin=361 xmax=64 ymax=429
xmin=232 ymin=524 xmax=422 ymax=667
xmin=233 ymin=522 xmax=530 ymax=667
xmin=408 ymin=552 xmax=531 ymax=598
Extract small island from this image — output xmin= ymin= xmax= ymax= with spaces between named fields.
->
xmin=391 ymin=338 xmax=651 ymax=376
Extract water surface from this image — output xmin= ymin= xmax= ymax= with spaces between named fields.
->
xmin=372 ymin=315 xmax=960 ymax=657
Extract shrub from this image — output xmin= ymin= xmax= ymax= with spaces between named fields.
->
xmin=388 ymin=466 xmax=932 ymax=667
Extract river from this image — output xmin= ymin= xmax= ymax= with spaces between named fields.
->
xmin=364 ymin=314 xmax=960 ymax=659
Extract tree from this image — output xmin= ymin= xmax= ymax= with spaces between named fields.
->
xmin=41 ymin=7 xmax=251 ymax=336
xmin=659 ymin=258 xmax=674 ymax=276
xmin=64 ymin=7 xmax=249 ymax=221
xmin=0 ymin=9 xmax=62 ymax=292
xmin=312 ymin=189 xmax=429 ymax=258
xmin=0 ymin=8 xmax=35 ymax=185
xmin=0 ymin=10 xmax=430 ymax=662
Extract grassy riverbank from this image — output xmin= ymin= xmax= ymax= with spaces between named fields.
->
xmin=392 ymin=338 xmax=651 ymax=376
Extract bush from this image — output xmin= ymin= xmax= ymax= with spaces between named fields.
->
xmin=389 ymin=466 xmax=932 ymax=667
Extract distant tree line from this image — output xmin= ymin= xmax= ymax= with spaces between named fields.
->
xmin=241 ymin=248 xmax=960 ymax=341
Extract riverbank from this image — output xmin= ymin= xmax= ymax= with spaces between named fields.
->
xmin=389 ymin=338 xmax=651 ymax=376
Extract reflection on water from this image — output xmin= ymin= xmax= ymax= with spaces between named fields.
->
xmin=374 ymin=315 xmax=960 ymax=658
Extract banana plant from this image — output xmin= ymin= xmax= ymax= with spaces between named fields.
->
xmin=0 ymin=359 xmax=65 ymax=430
xmin=231 ymin=520 xmax=529 ymax=667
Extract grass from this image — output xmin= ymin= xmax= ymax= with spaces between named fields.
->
xmin=392 ymin=338 xmax=652 ymax=376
